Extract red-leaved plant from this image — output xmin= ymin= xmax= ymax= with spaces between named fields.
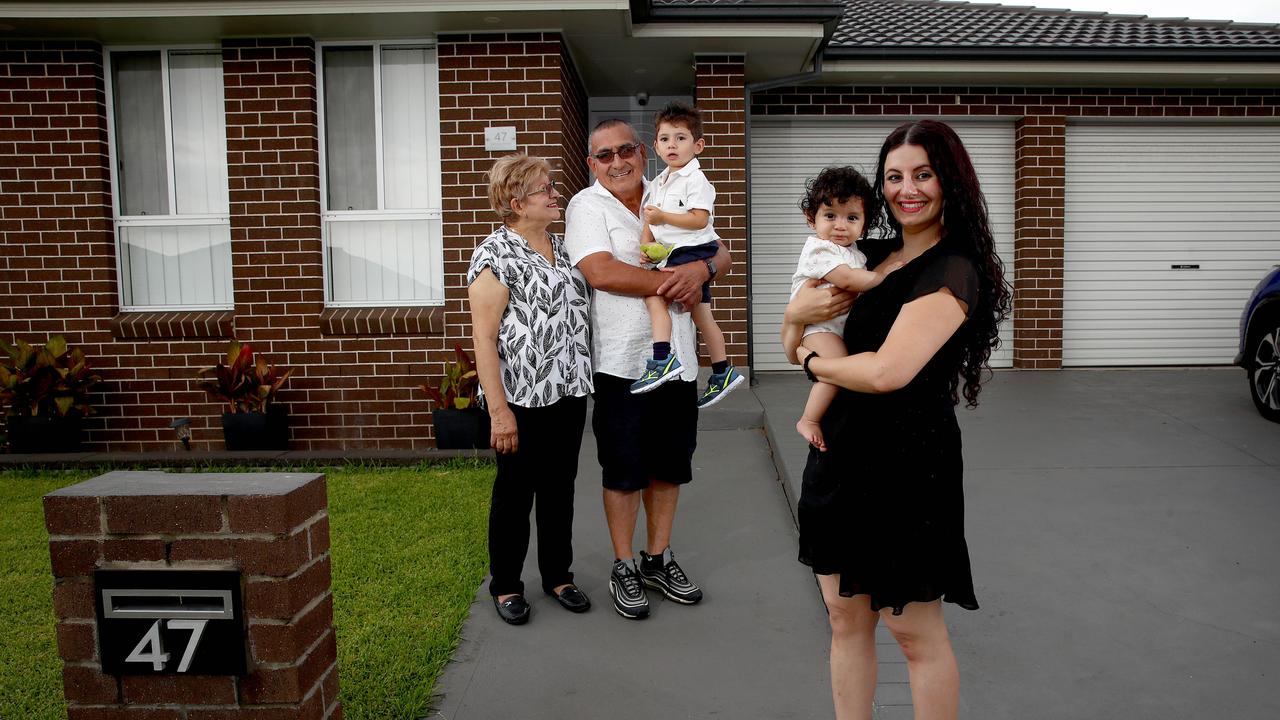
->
xmin=197 ymin=340 xmax=293 ymax=413
xmin=420 ymin=344 xmax=479 ymax=410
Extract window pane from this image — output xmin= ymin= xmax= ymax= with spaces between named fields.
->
xmin=323 ymin=47 xmax=377 ymax=211
xmin=119 ymin=223 xmax=232 ymax=307
xmin=111 ymin=51 xmax=168 ymax=216
xmin=327 ymin=218 xmax=441 ymax=303
xmin=381 ymin=46 xmax=433 ymax=209
xmin=169 ymin=51 xmax=228 ymax=214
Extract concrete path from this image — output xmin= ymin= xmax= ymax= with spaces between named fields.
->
xmin=434 ymin=368 xmax=1280 ymax=720
xmin=430 ymin=387 xmax=834 ymax=719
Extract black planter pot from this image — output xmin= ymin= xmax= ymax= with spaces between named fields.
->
xmin=221 ymin=406 xmax=289 ymax=451
xmin=434 ymin=407 xmax=490 ymax=450
xmin=5 ymin=413 xmax=85 ymax=453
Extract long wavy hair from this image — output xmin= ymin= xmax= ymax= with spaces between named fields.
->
xmin=873 ymin=120 xmax=1011 ymax=407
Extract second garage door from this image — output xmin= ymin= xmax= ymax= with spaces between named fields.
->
xmin=1064 ymin=123 xmax=1280 ymax=365
xmin=749 ymin=118 xmax=1015 ymax=371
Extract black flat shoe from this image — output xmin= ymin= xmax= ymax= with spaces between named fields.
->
xmin=547 ymin=585 xmax=591 ymax=613
xmin=493 ymin=594 xmax=530 ymax=625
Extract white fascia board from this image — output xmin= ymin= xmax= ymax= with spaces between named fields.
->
xmin=0 ymin=0 xmax=628 ymax=18
xmin=632 ymin=22 xmax=824 ymax=40
xmin=824 ymin=59 xmax=1280 ymax=81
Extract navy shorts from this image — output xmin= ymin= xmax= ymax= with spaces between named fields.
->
xmin=591 ymin=372 xmax=698 ymax=491
xmin=665 ymin=243 xmax=717 ymax=305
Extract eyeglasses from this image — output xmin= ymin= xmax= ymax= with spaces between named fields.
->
xmin=521 ymin=181 xmax=561 ymax=198
xmin=590 ymin=143 xmax=640 ymax=164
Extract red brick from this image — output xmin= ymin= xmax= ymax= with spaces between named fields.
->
xmin=44 ymin=495 xmax=101 ymax=535
xmin=227 ymin=477 xmax=327 ymax=533
xmin=53 ymin=578 xmax=96 ymax=619
xmin=307 ymin=515 xmax=330 ymax=556
xmin=56 ymin=621 xmax=97 ymax=662
xmin=248 ymin=594 xmax=334 ymax=663
xmin=103 ymin=537 xmax=166 ymax=562
xmin=120 ymin=674 xmax=237 ymax=704
xmin=49 ymin=538 xmax=102 ymax=577
xmin=170 ymin=530 xmax=310 ymax=576
xmin=103 ymin=495 xmax=223 ymax=534
xmin=62 ymin=664 xmax=120 ymax=703
xmin=245 ymin=555 xmax=332 ymax=619
xmin=67 ymin=708 xmax=183 ymax=720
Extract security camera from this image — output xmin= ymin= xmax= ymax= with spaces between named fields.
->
xmin=636 ymin=92 xmax=649 ymax=106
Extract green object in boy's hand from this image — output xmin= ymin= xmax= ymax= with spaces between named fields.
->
xmin=641 ymin=243 xmax=670 ymax=263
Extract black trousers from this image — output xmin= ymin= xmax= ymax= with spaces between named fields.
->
xmin=488 ymin=394 xmax=588 ymax=597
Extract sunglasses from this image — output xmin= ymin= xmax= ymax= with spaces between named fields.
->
xmin=590 ymin=143 xmax=640 ymax=164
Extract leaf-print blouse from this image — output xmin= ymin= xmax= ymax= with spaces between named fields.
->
xmin=467 ymin=225 xmax=594 ymax=408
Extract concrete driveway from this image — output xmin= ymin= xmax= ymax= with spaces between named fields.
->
xmin=759 ymin=368 xmax=1280 ymax=720
xmin=434 ymin=368 xmax=1278 ymax=719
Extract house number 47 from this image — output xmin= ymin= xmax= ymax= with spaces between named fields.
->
xmin=125 ymin=619 xmax=209 ymax=672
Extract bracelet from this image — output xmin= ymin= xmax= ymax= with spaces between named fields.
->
xmin=802 ymin=351 xmax=819 ymax=383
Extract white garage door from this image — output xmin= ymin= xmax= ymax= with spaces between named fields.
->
xmin=1064 ymin=123 xmax=1280 ymax=366
xmin=749 ymin=118 xmax=1015 ymax=371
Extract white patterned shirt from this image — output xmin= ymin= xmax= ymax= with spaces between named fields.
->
xmin=564 ymin=180 xmax=699 ymax=383
xmin=467 ymin=225 xmax=594 ymax=408
xmin=642 ymin=157 xmax=720 ymax=265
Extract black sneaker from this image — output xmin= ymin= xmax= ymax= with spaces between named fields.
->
xmin=609 ymin=559 xmax=650 ymax=619
xmin=638 ymin=548 xmax=703 ymax=605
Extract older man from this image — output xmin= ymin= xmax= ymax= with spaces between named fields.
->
xmin=564 ymin=119 xmax=733 ymax=620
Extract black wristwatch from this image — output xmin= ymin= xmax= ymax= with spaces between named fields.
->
xmin=802 ymin=351 xmax=819 ymax=383
xmin=702 ymin=258 xmax=717 ymax=280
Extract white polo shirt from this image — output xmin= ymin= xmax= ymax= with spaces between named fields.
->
xmin=642 ymin=157 xmax=719 ymax=259
xmin=564 ymin=180 xmax=699 ymax=383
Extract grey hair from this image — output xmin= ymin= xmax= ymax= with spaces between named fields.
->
xmin=588 ymin=118 xmax=642 ymax=154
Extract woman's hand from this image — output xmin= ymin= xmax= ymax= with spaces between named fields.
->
xmin=489 ymin=405 xmax=518 ymax=454
xmin=785 ymin=279 xmax=855 ymax=326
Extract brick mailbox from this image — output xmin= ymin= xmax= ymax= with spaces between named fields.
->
xmin=43 ymin=471 xmax=341 ymax=718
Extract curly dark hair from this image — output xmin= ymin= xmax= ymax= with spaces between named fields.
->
xmin=798 ymin=165 xmax=880 ymax=238
xmin=873 ymin=120 xmax=1011 ymax=408
xmin=653 ymin=101 xmax=702 ymax=140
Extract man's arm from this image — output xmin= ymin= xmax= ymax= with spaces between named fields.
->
xmin=576 ymin=251 xmax=668 ymax=296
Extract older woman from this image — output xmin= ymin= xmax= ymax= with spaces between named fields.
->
xmin=783 ymin=120 xmax=1010 ymax=719
xmin=467 ymin=154 xmax=594 ymax=625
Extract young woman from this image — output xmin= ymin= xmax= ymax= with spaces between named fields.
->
xmin=782 ymin=120 xmax=1011 ymax=719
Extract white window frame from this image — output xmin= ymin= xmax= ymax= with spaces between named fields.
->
xmin=316 ymin=39 xmax=444 ymax=308
xmin=104 ymin=44 xmax=233 ymax=312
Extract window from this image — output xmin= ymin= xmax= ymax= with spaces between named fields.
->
xmin=106 ymin=48 xmax=232 ymax=310
xmin=319 ymin=42 xmax=443 ymax=306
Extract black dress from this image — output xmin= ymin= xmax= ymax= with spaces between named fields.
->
xmin=797 ymin=237 xmax=981 ymax=615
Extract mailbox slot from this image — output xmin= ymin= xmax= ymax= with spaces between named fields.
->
xmin=102 ymin=589 xmax=234 ymax=620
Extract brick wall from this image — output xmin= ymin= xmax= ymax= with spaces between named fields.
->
xmin=44 ymin=471 xmax=339 ymax=718
xmin=0 ymin=34 xmax=588 ymax=451
xmin=1014 ymin=116 xmax=1065 ymax=368
xmin=752 ymin=84 xmax=1280 ymax=368
xmin=694 ymin=56 xmax=749 ymax=368
xmin=0 ymin=41 xmax=118 ymax=435
xmin=436 ymin=32 xmax=589 ymax=361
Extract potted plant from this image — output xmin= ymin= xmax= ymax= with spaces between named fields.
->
xmin=197 ymin=340 xmax=293 ymax=451
xmin=420 ymin=344 xmax=490 ymax=450
xmin=0 ymin=335 xmax=101 ymax=453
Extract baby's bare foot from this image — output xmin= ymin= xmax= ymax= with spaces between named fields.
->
xmin=796 ymin=418 xmax=826 ymax=451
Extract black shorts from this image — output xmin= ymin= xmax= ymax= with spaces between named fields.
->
xmin=591 ymin=372 xmax=698 ymax=491
xmin=665 ymin=243 xmax=717 ymax=305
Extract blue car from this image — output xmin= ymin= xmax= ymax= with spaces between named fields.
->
xmin=1237 ymin=265 xmax=1280 ymax=423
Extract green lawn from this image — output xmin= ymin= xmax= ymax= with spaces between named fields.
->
xmin=0 ymin=462 xmax=494 ymax=720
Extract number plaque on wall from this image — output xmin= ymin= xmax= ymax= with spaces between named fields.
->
xmin=94 ymin=569 xmax=246 ymax=675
